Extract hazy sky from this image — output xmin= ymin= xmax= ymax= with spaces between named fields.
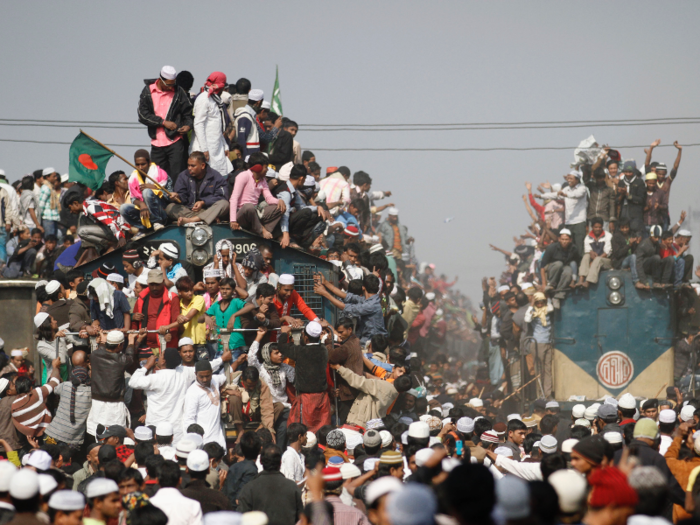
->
xmin=3 ymin=1 xmax=700 ymax=302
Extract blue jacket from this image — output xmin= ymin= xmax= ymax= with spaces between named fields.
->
xmin=173 ymin=165 xmax=228 ymax=209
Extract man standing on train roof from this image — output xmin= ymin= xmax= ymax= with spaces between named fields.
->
xmin=273 ymin=274 xmax=320 ymax=329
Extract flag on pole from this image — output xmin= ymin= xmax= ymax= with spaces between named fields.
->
xmin=68 ymin=131 xmax=114 ymax=190
xmin=271 ymin=65 xmax=283 ymax=116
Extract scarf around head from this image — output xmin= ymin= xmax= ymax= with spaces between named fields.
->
xmin=69 ymin=366 xmax=90 ymax=424
xmin=532 ymin=292 xmax=549 ymax=327
xmin=203 ymin=72 xmax=227 ymax=97
xmin=123 ymin=492 xmax=150 ymax=525
xmin=261 ymin=343 xmax=281 ymax=386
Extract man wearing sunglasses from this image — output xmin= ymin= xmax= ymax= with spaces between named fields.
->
xmin=138 ymin=65 xmax=194 ymax=183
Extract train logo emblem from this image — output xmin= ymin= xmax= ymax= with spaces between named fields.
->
xmin=596 ymin=351 xmax=634 ymax=389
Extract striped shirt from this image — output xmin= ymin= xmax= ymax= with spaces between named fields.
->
xmin=45 ymin=382 xmax=92 ymax=445
xmin=11 ymin=377 xmax=60 ymax=438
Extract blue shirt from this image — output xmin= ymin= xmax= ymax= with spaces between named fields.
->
xmin=90 ymin=290 xmax=131 ymax=330
xmin=277 ymin=182 xmax=316 ymax=233
xmin=343 ymin=292 xmax=387 ymax=343
xmin=333 ymin=212 xmax=363 ymax=239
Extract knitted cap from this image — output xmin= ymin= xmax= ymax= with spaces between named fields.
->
xmin=572 ymin=435 xmax=606 ymax=465
xmin=588 ymin=466 xmax=638 ymax=508
xmin=380 ymin=451 xmax=404 ymax=465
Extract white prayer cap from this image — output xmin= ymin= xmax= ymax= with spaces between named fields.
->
xmin=35 ymin=280 xmax=48 ymax=290
xmin=584 ymin=403 xmax=600 ymax=421
xmin=106 ymin=273 xmax=124 ymax=284
xmin=561 ymin=438 xmax=578 ymax=454
xmin=134 ymin=426 xmax=153 ymax=441
xmin=681 ymin=405 xmax=696 ymax=422
xmin=574 ymin=418 xmax=591 ymax=428
xmin=0 ymin=461 xmax=17 ymax=491
xmin=379 ymin=430 xmax=393 ymax=448
xmin=618 ymin=393 xmax=636 ymax=410
xmin=469 ymin=397 xmax=484 ymax=408
xmin=659 ymin=409 xmax=677 ymax=424
xmin=26 ymin=450 xmax=52 ymax=471
xmin=106 ymin=331 xmax=125 ymax=345
xmin=187 ymin=449 xmax=210 ymax=472
xmin=185 ymin=433 xmax=204 ymax=448
xmin=159 ymin=242 xmax=179 ymax=259
xmin=178 ymin=337 xmax=194 ymax=348
xmin=124 ymin=437 xmax=135 ymax=446
xmin=261 ymin=100 xmax=271 ymax=110
xmin=34 ymin=312 xmax=50 ymax=329
xmin=558 ymin=228 xmax=572 ymax=237
xmin=156 ymin=421 xmax=174 ymax=437
xmin=363 ymin=458 xmax=380 ymax=472
xmin=302 ymin=431 xmax=317 ymax=449
xmin=345 ymin=432 xmax=363 ymax=453
xmin=540 ymin=435 xmax=557 ymax=454
xmin=278 ymin=274 xmax=295 ymax=285
xmin=340 ymin=462 xmax=361 ymax=480
xmin=160 ymin=65 xmax=177 ymax=80
xmin=136 ymin=269 xmax=150 ymax=285
xmin=494 ymin=447 xmax=513 ymax=457
xmin=205 ymin=512 xmax=243 ymax=525
xmin=203 ymin=268 xmax=223 ymax=279
xmin=456 ymin=417 xmax=474 ymax=433
xmin=552 ymin=183 xmax=562 ymax=192
xmin=365 ymin=476 xmax=403 ymax=506
xmin=11 ymin=349 xmax=23 ymax=357
xmin=241 ymin=512 xmax=265 ymax=525
xmin=388 ymin=207 xmax=399 ymax=216
xmin=38 ymin=473 xmax=58 ymax=496
xmin=571 ymin=404 xmax=586 ymax=419
xmin=9 ymin=469 xmax=40 ymax=500
xmin=566 ymin=169 xmax=582 ymax=179
xmin=415 ymin=448 xmax=434 ymax=467
xmin=0 ymin=378 xmax=9 ymax=395
xmin=61 ymin=173 xmax=69 ymax=183
xmin=425 ymin=292 xmax=435 ymax=301
xmin=366 ymin=418 xmax=384 ymax=430
xmin=0 ymin=169 xmax=4 ymax=176
xmin=48 ymin=490 xmax=85 ymax=511
xmin=42 ymin=167 xmax=56 ymax=176
xmin=408 ymin=421 xmax=430 ymax=439
xmin=545 ymin=401 xmax=560 ymax=409
xmin=248 ymin=89 xmax=264 ymax=102
xmin=176 ymin=438 xmax=197 ymax=458
xmin=678 ymin=229 xmax=693 ymax=237
xmin=603 ymin=432 xmax=623 ymax=444
xmin=497 ymin=285 xmax=510 ymax=293
xmin=278 ymin=162 xmax=293 ymax=182
xmin=548 ymin=470 xmax=587 ymax=514
xmin=441 ymin=402 xmax=454 ymax=414
xmin=507 ymin=413 xmax=521 ymax=421
xmin=521 ymin=282 xmax=534 ymax=290
xmin=604 ymin=396 xmax=618 ymax=408
xmin=305 ymin=321 xmax=323 ymax=338
xmin=86 ymin=478 xmax=119 ymax=499
xmin=303 ymin=175 xmax=316 ymax=188
xmin=401 ymin=431 xmax=408 ymax=445
xmin=45 ymin=280 xmax=61 ymax=294
xmin=369 ymin=244 xmax=385 ymax=254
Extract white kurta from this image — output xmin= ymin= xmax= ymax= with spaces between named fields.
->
xmin=191 ymin=94 xmax=232 ymax=177
xmin=129 ymin=359 xmax=222 ymax=444
xmin=183 ymin=374 xmax=227 ymax=448
xmin=280 ymin=446 xmax=305 ymax=483
xmin=247 ymin=341 xmax=295 ymax=408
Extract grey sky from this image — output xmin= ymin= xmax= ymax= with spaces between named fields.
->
xmin=3 ymin=1 xmax=700 ymax=302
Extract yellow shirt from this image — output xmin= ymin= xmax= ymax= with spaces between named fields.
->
xmin=180 ymin=295 xmax=207 ymax=344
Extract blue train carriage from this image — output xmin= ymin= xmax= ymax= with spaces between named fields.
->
xmin=552 ymin=270 xmax=675 ymax=400
xmin=76 ymin=224 xmax=340 ymax=324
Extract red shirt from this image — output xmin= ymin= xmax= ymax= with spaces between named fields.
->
xmin=273 ymin=290 xmax=319 ymax=323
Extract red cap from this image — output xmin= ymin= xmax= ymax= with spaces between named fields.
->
xmin=588 ymin=467 xmax=638 ymax=508
xmin=344 ymin=225 xmax=360 ymax=237
xmin=326 ymin=166 xmax=338 ymax=174
xmin=322 ymin=467 xmax=342 ymax=481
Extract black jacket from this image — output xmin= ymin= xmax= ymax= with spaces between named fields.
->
xmin=224 ymin=459 xmax=258 ymax=510
xmin=635 ymin=237 xmax=660 ymax=283
xmin=180 ymin=479 xmax=232 ymax=514
xmin=138 ymin=79 xmax=194 ymax=141
xmin=90 ymin=344 xmax=135 ymax=402
xmin=540 ymin=242 xmax=579 ymax=268
xmin=268 ymin=130 xmax=294 ymax=169
xmin=237 ymin=470 xmax=303 ymax=525
xmin=610 ymin=231 xmax=636 ymax=269
xmin=617 ymin=176 xmax=646 ymax=222
xmin=173 ymin=165 xmax=228 ymax=209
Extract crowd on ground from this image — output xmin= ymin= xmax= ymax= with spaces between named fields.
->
xmin=474 ymin=138 xmax=700 ymax=398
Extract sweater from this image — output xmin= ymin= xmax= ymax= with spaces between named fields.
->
xmin=335 ymin=366 xmax=398 ymax=428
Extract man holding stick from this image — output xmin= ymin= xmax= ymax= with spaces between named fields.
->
xmin=121 ymin=149 xmax=172 ymax=235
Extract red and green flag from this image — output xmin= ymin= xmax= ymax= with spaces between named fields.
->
xmin=68 ymin=131 xmax=114 ymax=190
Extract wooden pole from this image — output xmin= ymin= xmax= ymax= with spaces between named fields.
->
xmin=502 ymin=375 xmax=541 ymax=402
xmin=478 ymin=386 xmax=485 ymax=399
xmin=79 ymin=130 xmax=173 ymax=198
xmin=653 ymin=382 xmax=668 ymax=399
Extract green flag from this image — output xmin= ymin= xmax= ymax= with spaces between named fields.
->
xmin=68 ymin=131 xmax=114 ymax=190
xmin=271 ymin=65 xmax=283 ymax=116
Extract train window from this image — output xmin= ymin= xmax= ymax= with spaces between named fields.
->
xmin=290 ymin=264 xmax=324 ymax=320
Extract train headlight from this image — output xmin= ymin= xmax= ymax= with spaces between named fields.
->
xmin=608 ymin=276 xmax=622 ymax=290
xmin=609 ymin=291 xmax=623 ymax=305
xmin=191 ymin=249 xmax=209 ymax=266
xmin=191 ymin=227 xmax=209 ymax=247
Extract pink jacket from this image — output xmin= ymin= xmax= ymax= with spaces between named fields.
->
xmin=128 ymin=164 xmax=170 ymax=202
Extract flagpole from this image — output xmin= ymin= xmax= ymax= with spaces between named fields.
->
xmin=78 ymin=130 xmax=174 ymax=199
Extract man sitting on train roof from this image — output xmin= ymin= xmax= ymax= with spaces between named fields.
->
xmin=574 ymin=217 xmax=612 ymax=289
xmin=165 ymin=151 xmax=229 ymax=227
xmin=539 ymin=228 xmax=579 ymax=309
xmin=635 ymin=225 xmax=674 ymax=290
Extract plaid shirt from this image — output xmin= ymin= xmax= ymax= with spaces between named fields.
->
xmin=83 ymin=197 xmax=131 ymax=240
xmin=115 ymin=444 xmax=133 ymax=463
xmin=38 ymin=184 xmax=60 ymax=221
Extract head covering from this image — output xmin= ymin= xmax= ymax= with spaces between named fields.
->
xmin=366 ymin=419 xmax=384 ymax=430
xmin=160 ymin=66 xmax=177 ymax=80
xmin=187 ymin=449 xmax=210 ymax=472
xmin=507 ymin=413 xmax=521 ymax=421
xmin=176 ymin=438 xmax=198 ymax=458
xmin=480 ymin=430 xmax=499 ymax=444
xmin=45 ymin=280 xmax=61 ymax=295
xmin=340 ymin=463 xmax=362 ymax=480
xmin=388 ymin=207 xmax=399 ymax=216
xmin=69 ymin=366 xmax=90 ymax=424
xmin=645 ymin=172 xmax=658 ymax=181
xmin=134 ymin=426 xmax=153 ymax=441
xmin=123 ymin=249 xmax=141 ymax=261
xmin=588 ymin=466 xmax=638 ymax=508
xmin=603 ymin=432 xmax=623 ymax=445
xmin=248 ymin=89 xmax=264 ymax=102
xmin=38 ymin=474 xmax=58 ymax=496
xmin=204 ymin=512 xmax=243 ymax=525
xmin=278 ymin=274 xmax=294 ymax=285
xmin=540 ymin=435 xmax=557 ymax=454
xmin=494 ymin=447 xmax=513 ymax=457
xmin=9 ymin=469 xmax=39 ymax=500
xmin=548 ymin=469 xmax=587 ymax=514
xmin=379 ymin=430 xmax=393 ymax=448
xmin=303 ymin=431 xmax=317 ymax=449
xmin=204 ymin=71 xmax=227 ymax=97
xmin=178 ymin=337 xmax=194 ymax=348
xmin=456 ymin=417 xmax=474 ymax=433
xmin=42 ymin=167 xmax=56 ymax=176
xmin=86 ymin=478 xmax=119 ymax=499
xmin=408 ymin=422 xmax=430 ymax=439
xmin=364 ymin=429 xmax=382 ymax=448
xmin=469 ymin=397 xmax=484 ymax=408
xmin=305 ymin=321 xmax=322 ymax=338
xmin=497 ymin=285 xmax=510 ymax=293
xmin=380 ymin=450 xmax=403 ymax=465
xmin=597 ymin=404 xmax=618 ymax=422
xmin=159 ymin=242 xmax=179 ymax=259
xmin=322 ymin=467 xmax=342 ymax=482
xmin=572 ymin=435 xmax=606 ymax=466
xmin=584 ymin=403 xmax=600 ymax=421
xmin=559 ymin=228 xmax=572 ymax=237
xmin=681 ymin=405 xmax=696 ymax=422
xmin=27 ymin=449 xmax=52 ymax=471
xmin=571 ymin=404 xmax=586 ymax=419
xmin=496 ymin=476 xmax=530 ymax=520
xmin=659 ymin=409 xmax=676 ymax=424
xmin=106 ymin=331 xmax=125 ymax=345
xmin=561 ymin=438 xmax=579 ymax=453
xmin=386 ymin=483 xmax=437 ymax=525
xmin=574 ymin=418 xmax=591 ymax=428
xmin=326 ymin=429 xmax=346 ymax=449
xmin=11 ymin=349 xmax=23 ymax=357
xmin=260 ymin=343 xmax=282 ymax=386
xmin=147 ymin=269 xmax=164 ymax=284
xmin=650 ymin=225 xmax=663 ymax=238
xmin=633 ymin=418 xmax=659 ymax=440
xmin=365 ymin=476 xmax=403 ymax=506
xmin=34 ymin=312 xmax=50 ymax=329
xmin=106 ymin=273 xmax=124 ymax=284
xmin=241 ymin=247 xmax=264 ymax=272
xmin=604 ymin=396 xmax=619 ymax=408
xmin=48 ymin=490 xmax=85 ymax=511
